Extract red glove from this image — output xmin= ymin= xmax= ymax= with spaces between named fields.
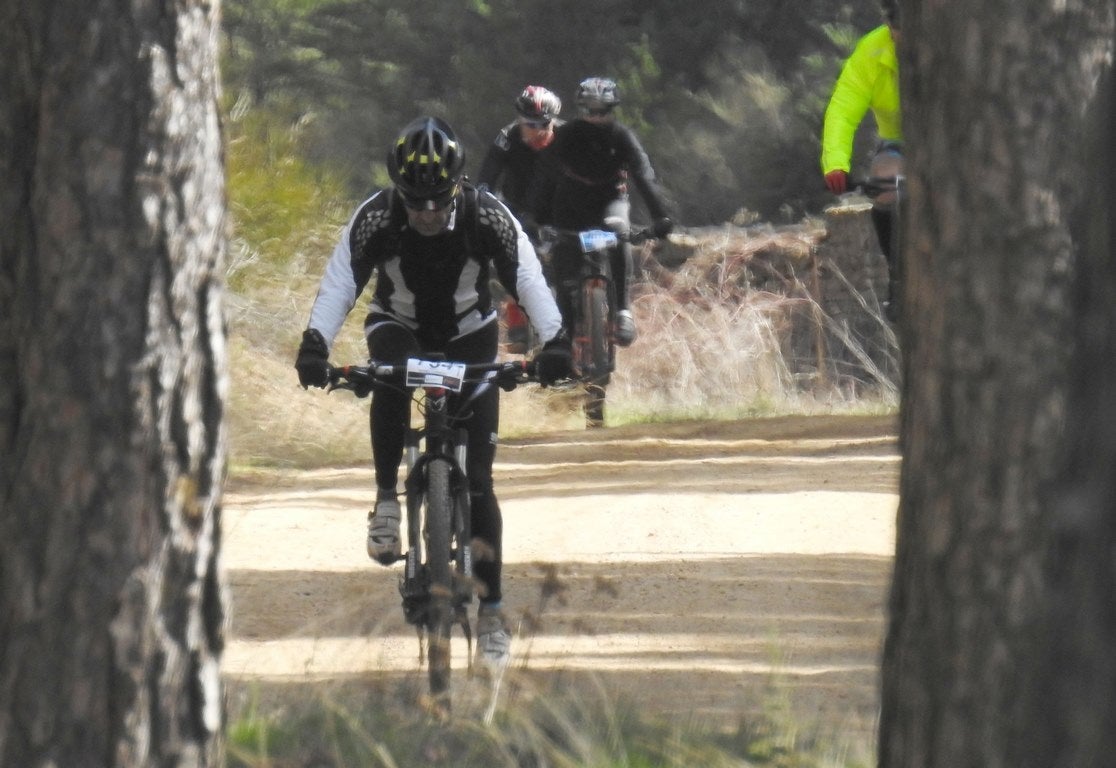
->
xmin=824 ymin=170 xmax=849 ymax=195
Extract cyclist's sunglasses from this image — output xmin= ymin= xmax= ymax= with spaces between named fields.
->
xmin=399 ymin=185 xmax=458 ymax=211
xmin=521 ymin=118 xmax=553 ymax=129
xmin=582 ymin=106 xmax=614 ymax=117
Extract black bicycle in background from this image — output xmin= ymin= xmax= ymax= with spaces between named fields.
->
xmin=853 ymin=171 xmax=906 ymax=322
xmin=328 ymin=357 xmax=538 ymax=711
xmin=538 ymin=223 xmax=655 ymax=427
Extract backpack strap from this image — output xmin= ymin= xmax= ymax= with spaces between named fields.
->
xmin=459 ymin=182 xmax=480 ymax=254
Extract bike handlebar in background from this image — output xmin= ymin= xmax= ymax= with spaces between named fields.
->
xmin=850 ymin=174 xmax=905 ymax=200
xmin=537 ymin=224 xmax=656 ymax=246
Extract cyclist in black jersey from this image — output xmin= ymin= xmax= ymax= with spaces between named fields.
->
xmin=294 ymin=116 xmax=572 ymax=668
xmin=477 ymin=85 xmax=564 ymax=224
xmin=531 ymin=77 xmax=674 ymax=346
xmin=477 ymin=85 xmax=565 ymax=351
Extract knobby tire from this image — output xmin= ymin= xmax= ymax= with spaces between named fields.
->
xmin=424 ymin=457 xmax=455 ymax=704
xmin=584 ymin=280 xmax=611 ymax=425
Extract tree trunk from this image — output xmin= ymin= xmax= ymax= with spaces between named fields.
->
xmin=879 ymin=1 xmax=1114 ymax=766
xmin=1030 ymin=40 xmax=1116 ymax=768
xmin=0 ymin=0 xmax=227 ymax=765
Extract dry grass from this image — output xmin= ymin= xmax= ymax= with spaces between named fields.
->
xmin=226 ymin=224 xmax=897 ymax=468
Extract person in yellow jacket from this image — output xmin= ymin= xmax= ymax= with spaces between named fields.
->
xmin=821 ymin=0 xmax=903 ymax=320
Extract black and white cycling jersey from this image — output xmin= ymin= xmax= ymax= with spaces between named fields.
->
xmin=307 ymin=185 xmax=562 ymax=351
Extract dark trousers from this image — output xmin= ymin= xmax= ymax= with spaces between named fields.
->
xmin=365 ymin=318 xmax=504 ymax=604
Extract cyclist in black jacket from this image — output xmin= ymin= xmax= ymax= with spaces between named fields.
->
xmin=477 ymin=85 xmax=565 ymax=350
xmin=477 ymin=85 xmax=564 ymax=223
xmin=293 ymin=116 xmax=572 ymax=669
xmin=532 ymin=77 xmax=674 ymax=346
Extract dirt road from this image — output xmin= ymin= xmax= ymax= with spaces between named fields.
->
xmin=223 ymin=414 xmax=899 ymax=740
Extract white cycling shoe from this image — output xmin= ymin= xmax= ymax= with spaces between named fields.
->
xmin=367 ymin=497 xmax=402 ymax=565
xmin=614 ymin=310 xmax=637 ymax=347
xmin=475 ymin=604 xmax=511 ymax=671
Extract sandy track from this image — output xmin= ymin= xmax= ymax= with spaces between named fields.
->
xmin=223 ymin=414 xmax=898 ymax=737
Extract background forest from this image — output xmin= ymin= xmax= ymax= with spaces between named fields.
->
xmin=222 ymin=0 xmax=886 ymax=230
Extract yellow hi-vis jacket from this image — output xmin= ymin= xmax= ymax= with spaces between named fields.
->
xmin=821 ymin=25 xmax=901 ymax=174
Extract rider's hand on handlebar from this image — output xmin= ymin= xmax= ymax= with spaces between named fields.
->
xmin=295 ymin=328 xmax=330 ymax=389
xmin=651 ymin=217 xmax=673 ymax=239
xmin=534 ymin=330 xmax=573 ymax=387
xmin=824 ymin=170 xmax=849 ymax=195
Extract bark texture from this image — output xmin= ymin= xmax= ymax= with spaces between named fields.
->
xmin=879 ymin=1 xmax=1115 ymax=766
xmin=0 ymin=0 xmax=228 ymax=764
xmin=1031 ymin=42 xmax=1116 ymax=768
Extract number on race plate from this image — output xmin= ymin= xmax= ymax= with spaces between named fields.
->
xmin=579 ymin=230 xmax=618 ymax=253
xmin=404 ymin=358 xmax=467 ymax=391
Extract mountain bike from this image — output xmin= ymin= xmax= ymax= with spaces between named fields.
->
xmin=539 ymin=223 xmax=653 ymax=426
xmin=327 ymin=356 xmax=537 ymax=710
xmin=853 ymin=167 xmax=906 ymax=322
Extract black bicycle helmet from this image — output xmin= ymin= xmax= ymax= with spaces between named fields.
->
xmin=575 ymin=77 xmax=621 ymax=111
xmin=881 ymin=0 xmax=900 ymax=27
xmin=387 ymin=116 xmax=466 ymax=209
xmin=515 ymin=85 xmax=562 ymax=122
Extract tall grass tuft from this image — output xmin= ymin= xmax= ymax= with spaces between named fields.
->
xmin=226 ymin=673 xmax=874 ymax=767
xmin=604 ymin=234 xmax=897 ymax=427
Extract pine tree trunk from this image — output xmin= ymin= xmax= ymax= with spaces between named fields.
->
xmin=0 ymin=0 xmax=228 ymax=765
xmin=879 ymin=1 xmax=1115 ymax=766
xmin=1029 ymin=42 xmax=1116 ymax=768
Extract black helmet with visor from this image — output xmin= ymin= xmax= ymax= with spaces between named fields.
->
xmin=387 ymin=116 xmax=466 ymax=210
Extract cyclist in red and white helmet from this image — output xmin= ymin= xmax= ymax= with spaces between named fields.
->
xmin=532 ymin=76 xmax=674 ymax=347
xmin=477 ymin=85 xmax=566 ymax=351
xmin=477 ymin=85 xmax=565 ymax=223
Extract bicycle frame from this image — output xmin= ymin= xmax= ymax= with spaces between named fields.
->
xmin=549 ymin=229 xmax=622 ymax=381
xmin=854 ymin=173 xmax=906 ymax=318
xmin=399 ymin=375 xmax=474 ymax=626
xmin=328 ymin=357 xmax=533 ymax=708
xmin=539 ymin=225 xmax=652 ymax=426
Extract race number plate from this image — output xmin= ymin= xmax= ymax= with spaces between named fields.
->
xmin=405 ymin=358 xmax=466 ymax=391
xmin=579 ymin=229 xmax=618 ymax=253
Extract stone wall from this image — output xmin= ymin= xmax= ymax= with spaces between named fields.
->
xmin=645 ymin=203 xmax=900 ymax=394
xmin=794 ymin=203 xmax=900 ymax=393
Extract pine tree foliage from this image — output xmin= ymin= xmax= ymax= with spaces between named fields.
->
xmin=222 ymin=0 xmax=880 ymax=223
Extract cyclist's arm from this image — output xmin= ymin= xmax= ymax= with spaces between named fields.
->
xmin=485 ymin=196 xmax=563 ymax=342
xmin=513 ymin=226 xmax=564 ymax=343
xmin=616 ymin=125 xmax=671 ymax=220
xmin=307 ymin=195 xmax=380 ymax=347
xmin=821 ymin=35 xmax=879 ymax=174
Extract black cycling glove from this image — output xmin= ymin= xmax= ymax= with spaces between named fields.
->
xmin=295 ymin=328 xmax=330 ymax=389
xmin=534 ymin=330 xmax=573 ymax=386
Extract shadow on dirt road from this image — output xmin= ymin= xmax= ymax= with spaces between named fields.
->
xmin=224 ymin=414 xmax=898 ymax=740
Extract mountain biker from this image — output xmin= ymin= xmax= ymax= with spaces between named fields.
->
xmin=476 ymin=85 xmax=565 ymax=352
xmin=294 ymin=116 xmax=572 ymax=669
xmin=821 ymin=0 xmax=904 ymax=320
xmin=477 ymin=85 xmax=565 ymax=223
xmin=531 ymin=76 xmax=674 ymax=346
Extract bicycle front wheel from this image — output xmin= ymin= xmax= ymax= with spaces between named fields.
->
xmin=424 ymin=457 xmax=455 ymax=704
xmin=583 ymin=280 xmax=611 ymax=426
xmin=584 ymin=279 xmax=612 ymax=381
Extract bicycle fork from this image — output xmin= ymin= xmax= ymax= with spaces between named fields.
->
xmin=398 ymin=426 xmax=476 ymax=643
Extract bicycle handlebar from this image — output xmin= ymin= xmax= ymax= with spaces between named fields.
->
xmin=850 ymin=174 xmax=906 ymax=199
xmin=537 ymin=224 xmax=655 ymax=246
xmin=327 ymin=358 xmax=539 ymax=396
